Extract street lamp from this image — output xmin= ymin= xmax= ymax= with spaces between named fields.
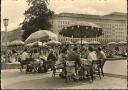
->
xmin=3 ymin=18 xmax=9 ymax=63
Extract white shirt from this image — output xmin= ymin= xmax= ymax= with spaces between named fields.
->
xmin=88 ymin=51 xmax=97 ymax=61
xmin=21 ymin=52 xmax=29 ymax=60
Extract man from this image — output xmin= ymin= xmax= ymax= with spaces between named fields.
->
xmin=47 ymin=49 xmax=57 ymax=70
xmin=96 ymin=47 xmax=106 ymax=60
xmin=81 ymin=46 xmax=97 ymax=79
xmin=21 ymin=49 xmax=29 ymax=69
xmin=21 ymin=49 xmax=29 ymax=61
xmin=87 ymin=46 xmax=97 ymax=61
xmin=96 ymin=47 xmax=106 ymax=77
xmin=67 ymin=47 xmax=80 ymax=62
xmin=66 ymin=47 xmax=81 ymax=82
xmin=47 ymin=49 xmax=57 ymax=61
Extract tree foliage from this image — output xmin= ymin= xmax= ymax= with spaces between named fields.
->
xmin=21 ymin=0 xmax=54 ymax=41
xmin=59 ymin=25 xmax=103 ymax=38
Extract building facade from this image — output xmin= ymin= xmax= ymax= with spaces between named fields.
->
xmin=50 ymin=12 xmax=127 ymax=44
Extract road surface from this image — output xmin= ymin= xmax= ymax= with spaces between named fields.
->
xmin=1 ymin=69 xmax=127 ymax=89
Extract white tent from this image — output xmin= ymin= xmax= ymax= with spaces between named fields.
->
xmin=9 ymin=40 xmax=24 ymax=46
xmin=47 ymin=40 xmax=61 ymax=46
xmin=108 ymin=42 xmax=118 ymax=45
xmin=75 ymin=40 xmax=89 ymax=44
xmin=25 ymin=30 xmax=58 ymax=43
xmin=89 ymin=41 xmax=101 ymax=45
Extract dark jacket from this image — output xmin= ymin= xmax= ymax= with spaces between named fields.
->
xmin=47 ymin=53 xmax=57 ymax=61
xmin=67 ymin=51 xmax=81 ymax=66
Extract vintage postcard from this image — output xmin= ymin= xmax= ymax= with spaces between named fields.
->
xmin=1 ymin=0 xmax=127 ymax=89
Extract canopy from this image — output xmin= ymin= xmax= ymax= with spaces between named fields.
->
xmin=108 ymin=42 xmax=118 ymax=45
xmin=62 ymin=41 xmax=73 ymax=44
xmin=9 ymin=40 xmax=24 ymax=46
xmin=89 ymin=41 xmax=101 ymax=45
xmin=118 ymin=41 xmax=127 ymax=45
xmin=33 ymin=41 xmax=43 ymax=47
xmin=46 ymin=40 xmax=61 ymax=46
xmin=1 ymin=42 xmax=11 ymax=47
xmin=59 ymin=21 xmax=102 ymax=38
xmin=25 ymin=43 xmax=34 ymax=47
xmin=25 ymin=30 xmax=58 ymax=43
xmin=75 ymin=40 xmax=89 ymax=44
xmin=25 ymin=41 xmax=43 ymax=47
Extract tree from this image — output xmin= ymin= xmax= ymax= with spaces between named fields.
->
xmin=59 ymin=25 xmax=103 ymax=38
xmin=21 ymin=0 xmax=54 ymax=41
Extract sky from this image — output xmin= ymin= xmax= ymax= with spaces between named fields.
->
xmin=1 ymin=0 xmax=127 ymax=31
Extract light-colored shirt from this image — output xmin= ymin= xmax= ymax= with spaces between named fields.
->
xmin=21 ymin=52 xmax=29 ymax=61
xmin=88 ymin=51 xmax=97 ymax=61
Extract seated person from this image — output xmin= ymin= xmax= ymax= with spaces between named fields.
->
xmin=82 ymin=46 xmax=97 ymax=76
xmin=82 ymin=46 xmax=97 ymax=66
xmin=66 ymin=47 xmax=80 ymax=78
xmin=56 ymin=48 xmax=67 ymax=68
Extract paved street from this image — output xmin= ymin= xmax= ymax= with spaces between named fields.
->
xmin=1 ymin=69 xmax=127 ymax=89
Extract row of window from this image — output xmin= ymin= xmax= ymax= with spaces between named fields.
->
xmin=100 ymin=23 xmax=126 ymax=27
xmin=57 ymin=23 xmax=126 ymax=29
xmin=58 ymin=38 xmax=125 ymax=43
xmin=58 ymin=20 xmax=70 ymax=25
xmin=54 ymin=20 xmax=126 ymax=26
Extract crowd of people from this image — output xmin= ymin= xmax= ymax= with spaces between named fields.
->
xmin=1 ymin=44 xmax=127 ymax=73
xmin=1 ymin=43 xmax=128 ymax=82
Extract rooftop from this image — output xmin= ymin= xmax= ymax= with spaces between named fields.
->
xmin=104 ymin=12 xmax=127 ymax=16
xmin=53 ymin=12 xmax=127 ymax=20
xmin=58 ymin=12 xmax=127 ymax=16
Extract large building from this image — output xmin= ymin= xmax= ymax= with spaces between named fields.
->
xmin=50 ymin=12 xmax=127 ymax=44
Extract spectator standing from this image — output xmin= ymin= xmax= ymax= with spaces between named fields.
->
xmin=21 ymin=49 xmax=30 ymax=69
xmin=96 ymin=47 xmax=106 ymax=60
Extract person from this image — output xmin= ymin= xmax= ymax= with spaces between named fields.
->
xmin=122 ymin=50 xmax=127 ymax=57
xmin=7 ymin=49 xmax=12 ymax=63
xmin=21 ymin=49 xmax=30 ymax=69
xmin=47 ymin=49 xmax=57 ymax=70
xmin=33 ymin=49 xmax=39 ymax=59
xmin=66 ymin=47 xmax=81 ymax=82
xmin=96 ymin=47 xmax=106 ymax=60
xmin=67 ymin=47 xmax=80 ymax=61
xmin=56 ymin=48 xmax=67 ymax=68
xmin=1 ymin=53 xmax=6 ymax=69
xmin=47 ymin=49 xmax=57 ymax=61
xmin=81 ymin=46 xmax=97 ymax=78
xmin=87 ymin=46 xmax=97 ymax=61
xmin=81 ymin=48 xmax=87 ymax=58
xmin=54 ymin=48 xmax=68 ymax=77
xmin=38 ymin=51 xmax=48 ymax=73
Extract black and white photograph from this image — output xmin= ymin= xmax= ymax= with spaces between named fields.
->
xmin=1 ymin=0 xmax=128 ymax=89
